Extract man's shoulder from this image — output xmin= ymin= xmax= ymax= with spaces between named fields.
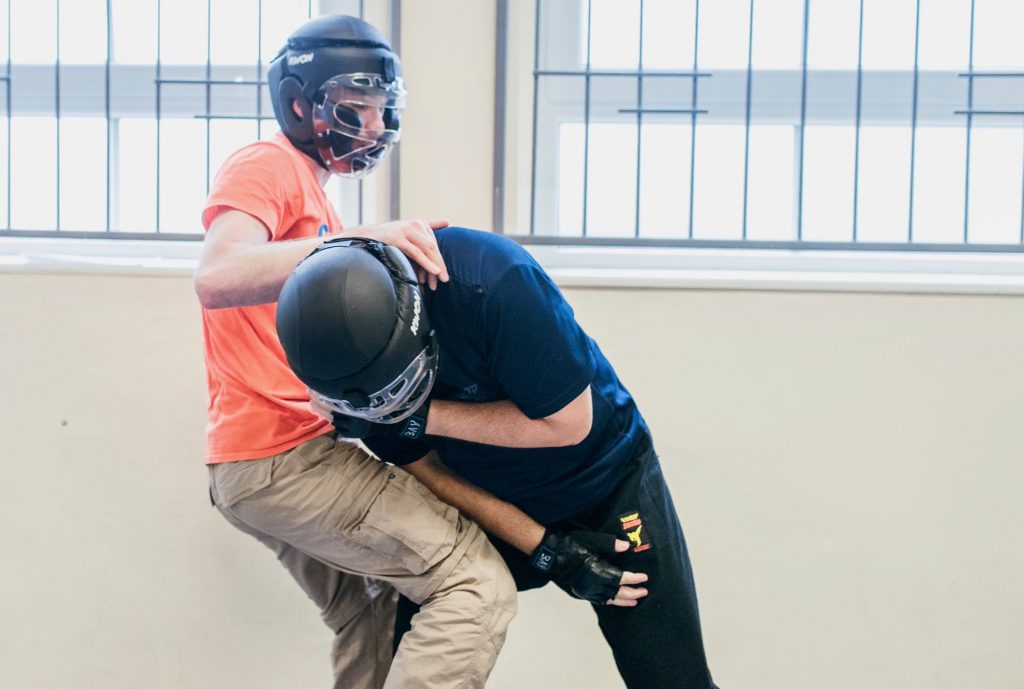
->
xmin=435 ymin=227 xmax=538 ymax=282
xmin=221 ymin=135 xmax=297 ymax=169
xmin=209 ymin=135 xmax=306 ymax=202
xmin=435 ymin=226 xmax=521 ymax=251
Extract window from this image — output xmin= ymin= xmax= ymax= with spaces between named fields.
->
xmin=0 ymin=0 xmax=397 ymax=240
xmin=498 ymin=0 xmax=1024 ymax=253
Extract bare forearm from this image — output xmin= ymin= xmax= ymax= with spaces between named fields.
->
xmin=196 ymin=215 xmax=450 ymax=310
xmin=195 ymin=234 xmax=329 ymax=309
xmin=403 ymin=454 xmax=544 ymax=553
xmin=426 ymin=387 xmax=592 ymax=448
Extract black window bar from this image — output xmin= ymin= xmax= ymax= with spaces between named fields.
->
xmin=153 ymin=0 xmax=278 ymax=236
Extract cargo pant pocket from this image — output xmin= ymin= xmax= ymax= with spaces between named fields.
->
xmin=346 ymin=469 xmax=458 ymax=575
xmin=209 ymin=456 xmax=276 ymax=509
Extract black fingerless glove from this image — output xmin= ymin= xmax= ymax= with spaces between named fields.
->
xmin=529 ymin=529 xmax=623 ymax=605
xmin=331 ymin=398 xmax=431 ymax=441
xmin=331 ymin=413 xmax=374 ymax=439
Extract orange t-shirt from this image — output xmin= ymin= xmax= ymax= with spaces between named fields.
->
xmin=200 ymin=133 xmax=338 ymax=463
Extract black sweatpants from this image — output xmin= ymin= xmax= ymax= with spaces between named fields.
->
xmin=395 ymin=433 xmax=719 ymax=689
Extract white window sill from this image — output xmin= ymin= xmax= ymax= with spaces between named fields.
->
xmin=3 ymin=236 xmax=1024 ymax=296
xmin=0 ymin=237 xmax=203 ymax=277
xmin=524 ymin=244 xmax=1024 ymax=296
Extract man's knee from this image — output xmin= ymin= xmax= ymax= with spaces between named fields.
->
xmin=322 ymin=576 xmax=396 ymax=633
xmin=490 ymin=550 xmax=518 ymax=621
xmin=479 ymin=552 xmax=517 ymax=632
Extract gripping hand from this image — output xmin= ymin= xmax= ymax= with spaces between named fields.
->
xmin=529 ymin=529 xmax=623 ymax=605
xmin=331 ymin=399 xmax=431 ymax=441
xmin=331 ymin=413 xmax=374 ymax=439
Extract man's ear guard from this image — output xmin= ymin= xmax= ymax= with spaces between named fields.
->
xmin=272 ymin=71 xmax=316 ymax=145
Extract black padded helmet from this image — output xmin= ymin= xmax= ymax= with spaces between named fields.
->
xmin=267 ymin=15 xmax=406 ymax=178
xmin=276 ymin=238 xmax=437 ymax=424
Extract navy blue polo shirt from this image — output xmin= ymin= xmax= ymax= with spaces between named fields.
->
xmin=363 ymin=227 xmax=647 ymax=523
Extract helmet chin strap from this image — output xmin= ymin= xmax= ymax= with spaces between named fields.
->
xmin=297 ymin=140 xmax=331 ymax=171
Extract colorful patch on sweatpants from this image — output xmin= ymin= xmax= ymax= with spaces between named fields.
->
xmin=618 ymin=511 xmax=652 ymax=553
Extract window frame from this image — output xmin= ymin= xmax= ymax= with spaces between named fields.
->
xmin=0 ymin=0 xmax=401 ymax=241
xmin=493 ymin=0 xmax=1024 ymax=266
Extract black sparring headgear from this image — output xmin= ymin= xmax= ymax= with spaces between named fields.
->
xmin=276 ymin=238 xmax=438 ymax=424
xmin=267 ymin=15 xmax=405 ymax=177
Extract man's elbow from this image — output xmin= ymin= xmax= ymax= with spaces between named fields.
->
xmin=559 ymin=422 xmax=591 ymax=447
xmin=194 ymin=267 xmax=230 ymax=309
xmin=551 ymin=404 xmax=593 ymax=447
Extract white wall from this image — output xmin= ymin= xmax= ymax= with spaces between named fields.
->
xmin=1 ymin=0 xmax=1023 ymax=687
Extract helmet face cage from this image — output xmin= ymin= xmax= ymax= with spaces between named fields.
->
xmin=312 ymin=337 xmax=438 ymax=424
xmin=312 ymin=73 xmax=407 ymax=179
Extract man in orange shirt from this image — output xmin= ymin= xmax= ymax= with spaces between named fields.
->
xmin=194 ymin=15 xmax=517 ymax=689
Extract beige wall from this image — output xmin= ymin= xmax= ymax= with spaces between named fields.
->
xmin=1 ymin=1 xmax=1023 ymax=687
xmin=399 ymin=0 xmax=497 ymax=229
xmin=2 ymin=273 xmax=1022 ymax=689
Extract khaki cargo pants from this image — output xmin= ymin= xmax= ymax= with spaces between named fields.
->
xmin=209 ymin=434 xmax=516 ymax=689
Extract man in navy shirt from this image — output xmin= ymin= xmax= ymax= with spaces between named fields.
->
xmin=276 ymin=228 xmax=718 ymax=689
